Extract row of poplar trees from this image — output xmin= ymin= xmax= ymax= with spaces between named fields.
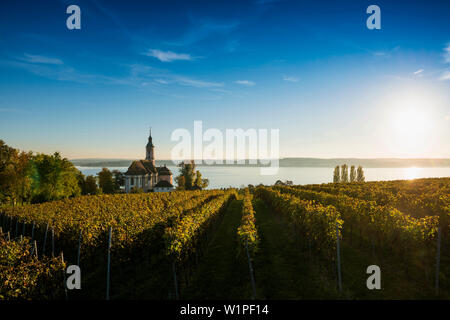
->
xmin=333 ymin=164 xmax=365 ymax=183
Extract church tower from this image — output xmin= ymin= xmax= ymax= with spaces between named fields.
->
xmin=146 ymin=128 xmax=155 ymax=165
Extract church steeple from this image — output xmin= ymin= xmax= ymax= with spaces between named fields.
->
xmin=146 ymin=127 xmax=155 ymax=164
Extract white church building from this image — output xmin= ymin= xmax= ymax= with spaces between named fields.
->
xmin=124 ymin=131 xmax=174 ymax=193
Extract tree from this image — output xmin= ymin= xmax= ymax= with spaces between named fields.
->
xmin=175 ymin=175 xmax=186 ymax=191
xmin=175 ymin=161 xmax=209 ymax=190
xmin=85 ymin=175 xmax=99 ymax=195
xmin=194 ymin=170 xmax=209 ymax=190
xmin=77 ymin=171 xmax=87 ymax=194
xmin=32 ymin=152 xmax=81 ymax=203
xmin=1 ymin=141 xmax=83 ymax=204
xmin=350 ymin=165 xmax=356 ymax=182
xmin=341 ymin=164 xmax=349 ymax=183
xmin=112 ymin=170 xmax=125 ymax=192
xmin=0 ymin=140 xmax=34 ymax=205
xmin=275 ymin=180 xmax=293 ymax=186
xmin=357 ymin=166 xmax=365 ymax=182
xmin=333 ymin=166 xmax=340 ymax=183
xmin=98 ymin=168 xmax=115 ymax=194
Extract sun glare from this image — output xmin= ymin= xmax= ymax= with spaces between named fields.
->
xmin=385 ymin=88 xmax=436 ymax=156
xmin=392 ymin=107 xmax=429 ymax=135
xmin=404 ymin=166 xmax=421 ymax=180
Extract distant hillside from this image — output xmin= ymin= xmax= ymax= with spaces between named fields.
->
xmin=279 ymin=158 xmax=450 ymax=168
xmin=70 ymin=158 xmax=450 ymax=168
xmin=70 ymin=159 xmax=176 ymax=167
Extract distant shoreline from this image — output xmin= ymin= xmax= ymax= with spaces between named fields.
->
xmin=70 ymin=158 xmax=450 ymax=168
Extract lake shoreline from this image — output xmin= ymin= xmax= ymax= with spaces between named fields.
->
xmin=76 ymin=166 xmax=450 ymax=189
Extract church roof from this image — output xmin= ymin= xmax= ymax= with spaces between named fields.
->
xmin=125 ymin=160 xmax=157 ymax=175
xmin=157 ymin=165 xmax=172 ymax=175
xmin=141 ymin=160 xmax=157 ymax=173
xmin=154 ymin=180 xmax=174 ymax=188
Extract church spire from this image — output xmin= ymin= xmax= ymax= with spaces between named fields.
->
xmin=147 ymin=127 xmax=154 ymax=147
xmin=146 ymin=127 xmax=155 ymax=164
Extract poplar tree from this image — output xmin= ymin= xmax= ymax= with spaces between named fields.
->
xmin=333 ymin=166 xmax=340 ymax=183
xmin=357 ymin=166 xmax=365 ymax=182
xmin=350 ymin=165 xmax=356 ymax=182
xmin=341 ymin=164 xmax=349 ymax=183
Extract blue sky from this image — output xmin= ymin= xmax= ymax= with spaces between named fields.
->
xmin=0 ymin=0 xmax=449 ymax=159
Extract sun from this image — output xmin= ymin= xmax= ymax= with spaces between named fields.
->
xmin=386 ymin=89 xmax=435 ymax=156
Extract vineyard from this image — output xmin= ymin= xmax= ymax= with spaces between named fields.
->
xmin=0 ymin=177 xmax=449 ymax=299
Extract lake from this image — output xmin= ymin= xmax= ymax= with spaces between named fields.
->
xmin=77 ymin=166 xmax=450 ymax=189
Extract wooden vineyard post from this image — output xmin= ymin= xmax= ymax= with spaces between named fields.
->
xmin=336 ymin=222 xmax=342 ymax=293
xmin=7 ymin=231 xmax=10 ymax=241
xmin=61 ymin=252 xmax=68 ymax=300
xmin=106 ymin=226 xmax=112 ymax=301
xmin=77 ymin=230 xmax=82 ymax=266
xmin=245 ymin=239 xmax=257 ymax=300
xmin=51 ymin=227 xmax=55 ymax=257
xmin=32 ymin=240 xmax=38 ymax=259
xmin=42 ymin=222 xmax=49 ymax=256
xmin=172 ymin=261 xmax=179 ymax=300
xmin=435 ymin=227 xmax=441 ymax=295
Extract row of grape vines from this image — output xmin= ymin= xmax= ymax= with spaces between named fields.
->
xmin=237 ymin=190 xmax=259 ymax=254
xmin=0 ymin=189 xmax=238 ymax=299
xmin=0 ymin=234 xmax=65 ymax=300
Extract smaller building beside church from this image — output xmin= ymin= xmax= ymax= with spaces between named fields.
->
xmin=124 ymin=131 xmax=174 ymax=193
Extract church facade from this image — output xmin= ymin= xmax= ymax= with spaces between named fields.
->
xmin=124 ymin=131 xmax=174 ymax=193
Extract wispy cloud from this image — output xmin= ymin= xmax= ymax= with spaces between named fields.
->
xmin=372 ymin=46 xmax=400 ymax=58
xmin=413 ymin=69 xmax=424 ymax=75
xmin=20 ymin=53 xmax=63 ymax=65
xmin=0 ymin=59 xmax=101 ymax=85
xmin=154 ymin=79 xmax=169 ymax=84
xmin=438 ymin=70 xmax=450 ymax=81
xmin=444 ymin=43 xmax=450 ymax=63
xmin=2 ymin=55 xmax=223 ymax=90
xmin=435 ymin=42 xmax=450 ymax=80
xmin=235 ymin=80 xmax=255 ymax=86
xmin=176 ymin=77 xmax=223 ymax=88
xmin=283 ymin=75 xmax=299 ymax=82
xmin=146 ymin=49 xmax=193 ymax=62
xmin=124 ymin=64 xmax=224 ymax=88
